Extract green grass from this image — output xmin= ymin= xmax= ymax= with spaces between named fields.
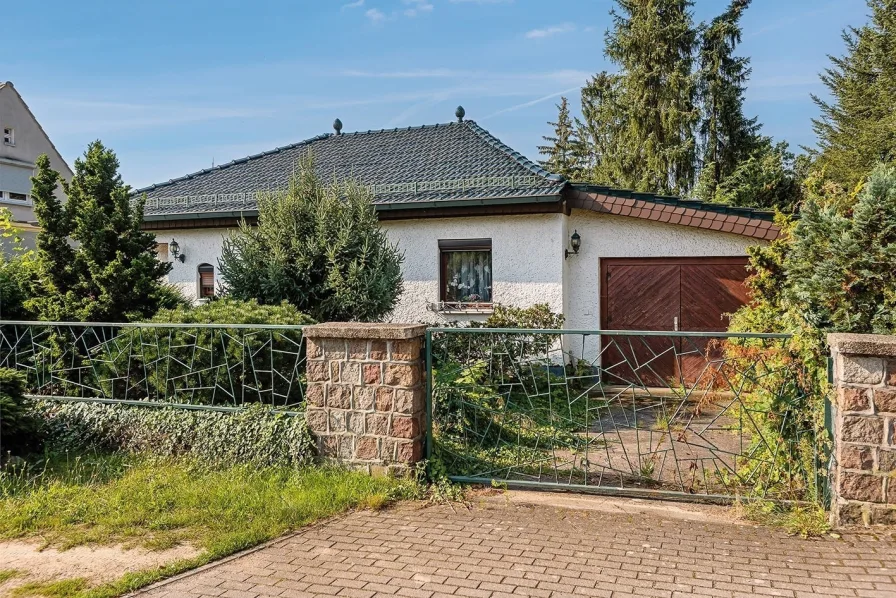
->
xmin=0 ymin=569 xmax=22 ymax=584
xmin=736 ymin=500 xmax=832 ymax=538
xmin=11 ymin=578 xmax=89 ymax=597
xmin=0 ymin=454 xmax=418 ymax=597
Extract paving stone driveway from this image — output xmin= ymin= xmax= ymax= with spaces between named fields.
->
xmin=136 ymin=496 xmax=896 ymax=598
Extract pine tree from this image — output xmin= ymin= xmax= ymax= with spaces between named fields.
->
xmin=28 ymin=143 xmax=172 ymax=322
xmin=538 ymin=97 xmax=581 ymax=180
xmin=605 ymin=0 xmax=699 ymax=194
xmin=696 ymin=0 xmax=761 ymax=201
xmin=575 ymin=72 xmax=624 ymax=185
xmin=812 ymin=0 xmax=896 ymax=187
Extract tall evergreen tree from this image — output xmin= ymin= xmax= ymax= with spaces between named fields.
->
xmin=696 ymin=0 xmax=761 ymax=201
xmin=605 ymin=0 xmax=699 ymax=194
xmin=812 ymin=0 xmax=896 ymax=187
xmin=28 ymin=143 xmax=171 ymax=322
xmin=575 ymin=72 xmax=624 ymax=185
xmin=538 ymin=97 xmax=581 ymax=179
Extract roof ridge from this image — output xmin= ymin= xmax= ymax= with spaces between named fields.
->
xmin=463 ymin=120 xmax=565 ymax=183
xmin=133 ymin=132 xmax=333 ymax=193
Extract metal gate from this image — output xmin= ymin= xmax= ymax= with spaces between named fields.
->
xmin=425 ymin=327 xmax=825 ymax=503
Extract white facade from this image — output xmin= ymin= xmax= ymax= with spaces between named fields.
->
xmin=0 ymin=82 xmax=72 ymax=225
xmin=154 ymin=209 xmax=762 ymax=329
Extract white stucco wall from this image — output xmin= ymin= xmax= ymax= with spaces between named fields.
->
xmin=154 ymin=227 xmax=233 ymax=300
xmin=0 ymin=82 xmax=72 ymax=224
xmin=565 ymin=209 xmax=760 ymax=333
xmin=153 ymin=211 xmax=765 ymax=333
xmin=381 ymin=214 xmax=565 ymax=324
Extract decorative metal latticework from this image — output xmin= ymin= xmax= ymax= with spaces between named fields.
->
xmin=427 ymin=328 xmax=825 ymax=502
xmin=0 ymin=321 xmax=307 ymax=412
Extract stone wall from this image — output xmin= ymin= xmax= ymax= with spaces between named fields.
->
xmin=302 ymin=322 xmax=427 ymax=473
xmin=829 ymin=333 xmax=896 ymax=525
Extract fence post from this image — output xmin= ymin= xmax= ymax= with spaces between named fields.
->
xmin=828 ymin=333 xmax=896 ymax=525
xmin=303 ymin=322 xmax=427 ymax=474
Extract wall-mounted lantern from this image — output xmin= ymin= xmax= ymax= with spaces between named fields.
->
xmin=169 ymin=238 xmax=186 ymax=263
xmin=565 ymin=230 xmax=581 ymax=259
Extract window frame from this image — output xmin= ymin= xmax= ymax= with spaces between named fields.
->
xmin=2 ymin=128 xmax=13 ymax=146
xmin=198 ymin=263 xmax=215 ymax=299
xmin=438 ymin=238 xmax=493 ymax=313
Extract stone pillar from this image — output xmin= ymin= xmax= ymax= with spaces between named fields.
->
xmin=829 ymin=333 xmax=896 ymax=525
xmin=303 ymin=322 xmax=427 ymax=473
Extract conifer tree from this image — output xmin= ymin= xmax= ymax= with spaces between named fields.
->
xmin=696 ymin=0 xmax=761 ymax=201
xmin=575 ymin=72 xmax=624 ymax=185
xmin=28 ymin=143 xmax=171 ymax=322
xmin=813 ymin=0 xmax=896 ymax=187
xmin=219 ymin=154 xmax=403 ymax=322
xmin=538 ymin=97 xmax=581 ymax=180
xmin=605 ymin=0 xmax=699 ymax=194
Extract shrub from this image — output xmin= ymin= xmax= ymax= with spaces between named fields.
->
xmin=33 ymin=402 xmax=314 ymax=468
xmin=108 ymin=299 xmax=315 ymax=408
xmin=219 ymin=153 xmax=404 ymax=322
xmin=0 ymin=369 xmax=38 ymax=458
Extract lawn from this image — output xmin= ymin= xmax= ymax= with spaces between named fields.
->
xmin=0 ymin=454 xmax=418 ymax=597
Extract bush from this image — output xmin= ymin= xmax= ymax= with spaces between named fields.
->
xmin=219 ymin=153 xmax=404 ymax=322
xmin=0 ymin=368 xmax=38 ymax=458
xmin=33 ymin=402 xmax=314 ymax=469
xmin=107 ymin=298 xmax=315 ymax=408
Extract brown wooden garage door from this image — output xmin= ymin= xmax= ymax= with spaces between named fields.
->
xmin=599 ymin=257 xmax=750 ymax=385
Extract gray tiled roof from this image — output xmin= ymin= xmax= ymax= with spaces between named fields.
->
xmin=135 ymin=120 xmax=566 ymax=218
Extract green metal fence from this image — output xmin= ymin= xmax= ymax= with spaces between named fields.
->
xmin=426 ymin=327 xmax=825 ymax=504
xmin=0 ymin=321 xmax=308 ymax=413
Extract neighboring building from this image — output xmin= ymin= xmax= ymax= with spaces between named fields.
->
xmin=135 ymin=110 xmax=779 ymax=378
xmin=0 ymin=81 xmax=73 ymax=249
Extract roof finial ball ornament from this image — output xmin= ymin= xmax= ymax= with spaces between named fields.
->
xmin=333 ymin=118 xmax=343 ymax=136
xmin=455 ymin=106 xmax=465 ymax=123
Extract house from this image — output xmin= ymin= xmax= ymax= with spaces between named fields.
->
xmin=0 ymin=81 xmax=73 ymax=249
xmin=136 ymin=109 xmax=779 ymax=369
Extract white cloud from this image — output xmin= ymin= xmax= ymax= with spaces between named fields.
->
xmin=365 ymin=8 xmax=387 ymax=23
xmin=403 ymin=0 xmax=434 ymax=17
xmin=483 ymin=86 xmax=582 ymax=119
xmin=525 ymin=23 xmax=575 ymax=39
xmin=341 ymin=0 xmax=364 ymax=9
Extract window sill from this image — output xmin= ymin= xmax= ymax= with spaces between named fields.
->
xmin=430 ymin=302 xmax=494 ymax=315
xmin=0 ymin=199 xmax=32 ymax=207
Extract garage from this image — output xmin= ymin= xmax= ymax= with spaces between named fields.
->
xmin=599 ymin=257 xmax=751 ymax=385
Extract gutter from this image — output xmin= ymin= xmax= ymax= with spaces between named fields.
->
xmin=143 ymin=193 xmax=564 ymax=222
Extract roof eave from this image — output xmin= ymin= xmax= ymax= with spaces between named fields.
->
xmin=143 ymin=193 xmax=564 ymax=221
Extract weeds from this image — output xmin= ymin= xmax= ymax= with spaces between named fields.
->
xmin=736 ymin=499 xmax=831 ymax=538
xmin=0 ymin=569 xmax=21 ymax=584
xmin=11 ymin=578 xmax=89 ymax=597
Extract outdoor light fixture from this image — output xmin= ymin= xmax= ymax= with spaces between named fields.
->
xmin=565 ymin=230 xmax=581 ymax=259
xmin=169 ymin=239 xmax=186 ymax=263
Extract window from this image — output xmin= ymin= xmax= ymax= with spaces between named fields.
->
xmin=2 ymin=128 xmax=13 ymax=145
xmin=439 ymin=239 xmax=492 ymax=308
xmin=7 ymin=192 xmax=27 ymax=201
xmin=198 ymin=264 xmax=215 ymax=298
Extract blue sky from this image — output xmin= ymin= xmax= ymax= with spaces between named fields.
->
xmin=3 ymin=0 xmax=866 ymax=189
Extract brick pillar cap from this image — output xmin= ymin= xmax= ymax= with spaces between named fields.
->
xmin=829 ymin=333 xmax=896 ymax=357
xmin=304 ymin=322 xmax=427 ymax=340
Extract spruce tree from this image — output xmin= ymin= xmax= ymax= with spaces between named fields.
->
xmin=575 ymin=72 xmax=624 ymax=185
xmin=696 ymin=0 xmax=761 ymax=201
xmin=28 ymin=143 xmax=172 ymax=322
xmin=812 ymin=0 xmax=896 ymax=187
xmin=605 ymin=0 xmax=699 ymax=194
xmin=538 ymin=97 xmax=581 ymax=180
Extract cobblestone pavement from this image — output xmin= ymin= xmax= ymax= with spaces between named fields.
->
xmin=136 ymin=497 xmax=896 ymax=598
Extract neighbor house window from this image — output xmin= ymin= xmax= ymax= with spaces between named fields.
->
xmin=439 ymin=239 xmax=492 ymax=306
xmin=2 ymin=128 xmax=13 ymax=145
xmin=7 ymin=192 xmax=27 ymax=201
xmin=198 ymin=264 xmax=215 ymax=298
